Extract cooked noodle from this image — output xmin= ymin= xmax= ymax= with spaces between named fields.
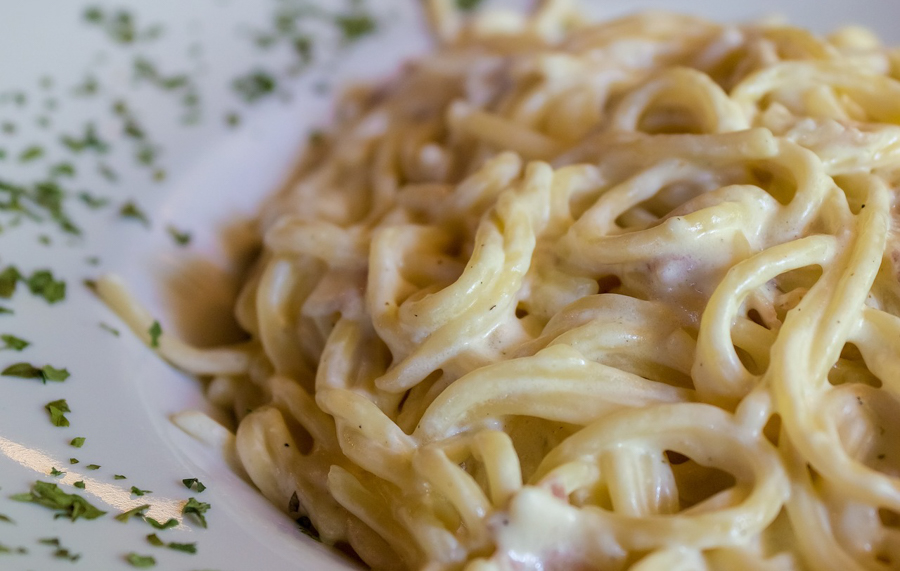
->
xmin=99 ymin=1 xmax=900 ymax=568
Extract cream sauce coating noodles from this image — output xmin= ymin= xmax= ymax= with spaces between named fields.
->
xmin=98 ymin=1 xmax=900 ymax=569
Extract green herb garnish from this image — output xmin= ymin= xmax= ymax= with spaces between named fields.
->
xmin=114 ymin=504 xmax=150 ymax=522
xmin=11 ymin=481 xmax=106 ymax=521
xmin=78 ymin=192 xmax=110 ymax=209
xmin=232 ymin=70 xmax=277 ymax=103
xmin=85 ymin=464 xmax=100 ymax=470
xmin=114 ymin=474 xmax=127 ymax=480
xmin=0 ymin=514 xmax=13 ymax=523
xmin=182 ymin=478 xmax=206 ymax=493
xmin=73 ymin=481 xmax=85 ymax=489
xmin=145 ymin=517 xmax=177 ymax=530
xmin=61 ymin=123 xmax=109 ymax=153
xmin=19 ymin=145 xmax=45 ymax=163
xmin=49 ymin=468 xmax=65 ymax=477
xmin=119 ymin=201 xmax=150 ymax=227
xmin=69 ymin=458 xmax=79 ymax=464
xmin=45 ymin=399 xmax=71 ymax=427
xmin=0 ymin=266 xmax=21 ymax=298
xmin=166 ymin=225 xmax=191 ymax=246
xmin=130 ymin=486 xmax=151 ymax=497
xmin=26 ymin=269 xmax=66 ymax=303
xmin=166 ymin=541 xmax=197 ymax=554
xmin=70 ymin=437 xmax=86 ymax=448
xmin=99 ymin=322 xmax=120 ymax=336
xmin=182 ymin=497 xmax=210 ymax=528
xmin=52 ymin=546 xmax=80 ymax=561
xmin=1 ymin=362 xmax=69 ymax=383
xmin=146 ymin=533 xmax=164 ymax=546
xmin=125 ymin=552 xmax=156 ymax=567
xmin=49 ymin=162 xmax=75 ymax=178
xmin=148 ymin=321 xmax=161 ymax=348
xmin=0 ymin=542 xmax=27 ymax=554
xmin=0 ymin=334 xmax=29 ymax=351
xmin=335 ymin=14 xmax=376 ymax=42
xmin=456 ymin=0 xmax=484 ymax=10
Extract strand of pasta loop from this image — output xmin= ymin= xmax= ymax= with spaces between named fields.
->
xmin=95 ymin=275 xmax=254 ymax=375
xmin=609 ymin=66 xmax=748 ymax=134
xmin=770 ymin=176 xmax=897 ymax=511
xmin=693 ymin=234 xmax=837 ymax=406
xmin=532 ymin=403 xmax=789 ymax=551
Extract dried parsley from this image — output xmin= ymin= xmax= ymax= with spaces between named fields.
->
xmin=10 ymin=481 xmax=106 ymax=521
xmin=182 ymin=497 xmax=210 ymax=528
xmin=114 ymin=504 xmax=150 ymax=523
xmin=45 ymin=399 xmax=71 ymax=427
xmin=0 ymin=334 xmax=29 ymax=351
xmin=182 ymin=478 xmax=206 ymax=493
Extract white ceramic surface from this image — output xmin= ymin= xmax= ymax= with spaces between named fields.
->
xmin=1 ymin=1 xmax=898 ymax=570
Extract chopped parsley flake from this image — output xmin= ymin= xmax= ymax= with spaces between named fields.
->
xmin=115 ymin=504 xmax=150 ymax=522
xmin=61 ymin=123 xmax=109 ymax=154
xmin=182 ymin=497 xmax=210 ymax=528
xmin=0 ymin=514 xmax=12 ymax=524
xmin=49 ymin=467 xmax=65 ymax=477
xmin=52 ymin=546 xmax=80 ymax=562
xmin=45 ymin=399 xmax=71 ymax=427
xmin=99 ymin=322 xmax=120 ymax=336
xmin=148 ymin=321 xmax=162 ymax=348
xmin=119 ymin=201 xmax=150 ymax=226
xmin=456 ymin=0 xmax=484 ymax=10
xmin=182 ymin=478 xmax=206 ymax=493
xmin=166 ymin=225 xmax=191 ymax=246
xmin=335 ymin=14 xmax=376 ymax=42
xmin=166 ymin=541 xmax=197 ymax=554
xmin=49 ymin=162 xmax=76 ymax=178
xmin=146 ymin=533 xmax=196 ymax=554
xmin=84 ymin=7 xmax=162 ymax=45
xmin=0 ymin=542 xmax=27 ymax=555
xmin=145 ymin=517 xmax=177 ymax=530
xmin=232 ymin=70 xmax=277 ymax=103
xmin=11 ymin=481 xmax=106 ymax=521
xmin=26 ymin=269 xmax=67 ymax=303
xmin=73 ymin=74 xmax=100 ymax=97
xmin=0 ymin=334 xmax=29 ymax=351
xmin=69 ymin=458 xmax=79 ymax=464
xmin=73 ymin=481 xmax=85 ymax=489
xmin=19 ymin=145 xmax=45 ymax=163
xmin=78 ymin=192 xmax=110 ymax=209
xmin=98 ymin=163 xmax=119 ymax=182
xmin=1 ymin=362 xmax=69 ymax=383
xmin=0 ymin=266 xmax=21 ymax=298
xmin=38 ymin=538 xmax=60 ymax=546
xmin=134 ymin=57 xmax=190 ymax=91
xmin=0 ymin=306 xmax=12 ymax=315
xmin=85 ymin=464 xmax=101 ymax=470
xmin=125 ymin=552 xmax=156 ymax=568
xmin=131 ymin=486 xmax=152 ymax=497
xmin=70 ymin=437 xmax=86 ymax=448
xmin=114 ymin=474 xmax=127 ymax=480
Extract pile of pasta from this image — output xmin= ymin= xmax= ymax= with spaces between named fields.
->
xmin=100 ymin=1 xmax=900 ymax=569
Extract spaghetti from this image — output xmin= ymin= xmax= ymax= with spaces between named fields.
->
xmin=99 ymin=1 xmax=900 ymax=569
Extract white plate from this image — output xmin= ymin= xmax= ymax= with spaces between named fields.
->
xmin=1 ymin=1 xmax=898 ymax=570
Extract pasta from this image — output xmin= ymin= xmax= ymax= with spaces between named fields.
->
xmin=98 ymin=0 xmax=900 ymax=569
